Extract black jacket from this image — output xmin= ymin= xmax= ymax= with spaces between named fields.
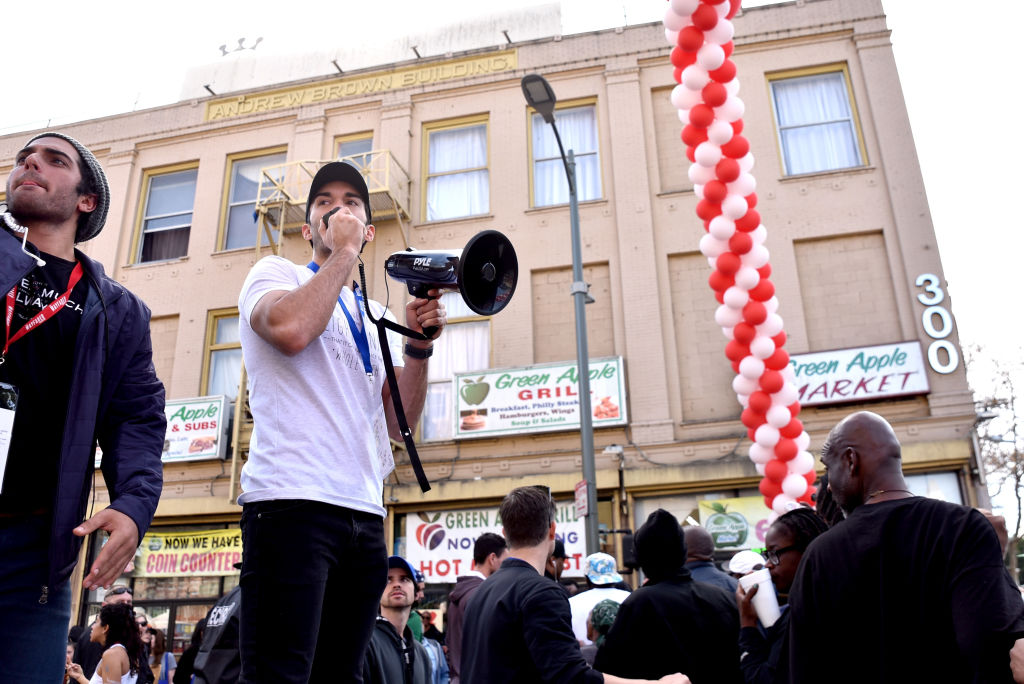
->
xmin=446 ymin=573 xmax=484 ymax=680
xmin=738 ymin=607 xmax=790 ymax=684
xmin=363 ymin=616 xmax=431 ymax=684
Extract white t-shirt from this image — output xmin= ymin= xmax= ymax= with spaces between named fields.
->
xmin=237 ymin=256 xmax=404 ymax=517
xmin=568 ymin=587 xmax=631 ymax=645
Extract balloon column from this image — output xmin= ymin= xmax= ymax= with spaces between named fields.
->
xmin=662 ymin=0 xmax=816 ymax=514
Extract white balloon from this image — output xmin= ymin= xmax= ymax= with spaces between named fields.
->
xmin=721 ymin=325 xmax=735 ymax=340
xmin=677 ymin=108 xmax=691 ymax=124
xmin=721 ymin=193 xmax=748 ymax=219
xmin=774 ymin=383 xmax=799 ymax=407
xmin=772 ymin=494 xmax=800 ymax=515
xmin=715 ymin=304 xmax=743 ymax=328
xmin=750 ymin=225 xmax=768 ymax=245
xmin=781 ymin=473 xmax=808 ymax=498
xmin=735 ymin=266 xmax=759 ymax=290
xmin=732 ymin=374 xmax=758 ymax=396
xmin=782 ymin=364 xmax=797 ymax=384
xmin=705 ymin=17 xmax=735 ymax=45
xmin=682 ymin=64 xmax=711 ymax=90
xmin=693 ymin=183 xmax=705 ymax=200
xmin=757 ymin=313 xmax=785 ymax=337
xmin=695 ymin=141 xmax=722 ymax=167
xmin=665 ymin=28 xmax=680 ymax=45
xmin=788 ymin=449 xmax=815 ymax=475
xmin=724 ymin=286 xmax=749 ymax=310
xmin=755 ymin=423 xmax=781 ymax=448
xmin=725 ymin=78 xmax=740 ymax=96
xmin=708 ymin=119 xmax=734 ymax=146
xmin=739 ymin=355 xmax=766 ymax=379
xmin=699 ymin=233 xmax=728 ymax=258
xmin=743 ymin=244 xmax=770 ymax=269
xmin=715 ymin=95 xmax=745 ymax=122
xmin=715 ymin=0 xmax=731 ymax=17
xmin=664 ymin=6 xmax=689 ymax=31
xmin=728 ymin=172 xmax=756 ymax=197
xmin=796 ymin=432 xmax=811 ymax=452
xmin=707 ymin=256 xmax=718 ymax=269
xmin=672 ymin=83 xmax=703 ymax=110
xmin=765 ymin=297 xmax=780 ymax=314
xmin=689 ymin=163 xmax=716 ymax=185
xmin=697 ymin=43 xmax=726 ymax=72
xmin=738 ymin=152 xmax=755 ymax=173
xmin=709 ymin=215 xmax=736 ymax=240
xmin=767 ymin=405 xmax=791 ymax=429
xmin=749 ymin=443 xmax=774 ymax=464
xmin=670 ymin=0 xmax=701 ymax=16
xmin=755 ymin=463 xmax=766 ymax=476
xmin=737 ymin=393 xmax=749 ymax=408
xmin=750 ymin=334 xmax=776 ymax=359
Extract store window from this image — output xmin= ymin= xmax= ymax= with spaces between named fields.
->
xmin=134 ymin=165 xmax=197 ymax=263
xmin=423 ymin=117 xmax=489 ymax=221
xmin=220 ymin=149 xmax=287 ymax=251
xmin=530 ymin=103 xmax=601 ymax=206
xmin=337 ymin=133 xmax=373 ymax=170
xmin=421 ymin=293 xmax=490 ymax=441
xmin=202 ymin=309 xmax=242 ymax=400
xmin=768 ymin=66 xmax=866 ymax=176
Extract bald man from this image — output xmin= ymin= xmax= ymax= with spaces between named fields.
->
xmin=787 ymin=411 xmax=1024 ymax=683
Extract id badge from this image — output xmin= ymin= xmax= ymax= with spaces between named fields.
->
xmin=0 ymin=381 xmax=18 ymax=492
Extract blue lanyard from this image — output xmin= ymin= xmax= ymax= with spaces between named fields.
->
xmin=307 ymin=262 xmax=373 ymax=377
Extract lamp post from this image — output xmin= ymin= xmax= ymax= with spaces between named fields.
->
xmin=521 ymin=74 xmax=600 ymax=555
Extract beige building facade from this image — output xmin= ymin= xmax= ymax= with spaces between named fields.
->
xmin=0 ymin=0 xmax=980 ymax=650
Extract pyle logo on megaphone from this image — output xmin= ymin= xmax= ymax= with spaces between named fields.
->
xmin=385 ymin=230 xmax=519 ymax=319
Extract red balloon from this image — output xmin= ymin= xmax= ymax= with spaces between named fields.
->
xmin=732 ymin=359 xmax=741 ymax=373
xmin=717 ymin=291 xmax=726 ymax=305
xmin=670 ymin=47 xmax=687 ymax=68
xmin=759 ymin=479 xmax=782 ymax=499
xmin=696 ymin=199 xmax=722 ymax=221
xmin=741 ymin=408 xmax=764 ymax=429
xmin=763 ymin=495 xmax=775 ymax=509
xmin=702 ymin=82 xmax=728 ymax=108
xmin=682 ymin=124 xmax=708 ymax=147
xmin=748 ymin=279 xmax=775 ymax=302
xmin=804 ymin=472 xmax=817 ymax=485
xmin=725 ymin=340 xmax=749 ymax=362
xmin=728 ymin=231 xmax=752 ymax=255
xmin=765 ymin=348 xmax=790 ymax=371
xmin=765 ymin=458 xmax=788 ymax=483
xmin=757 ymin=262 xmax=771 ymax=278
xmin=731 ymin=119 xmax=744 ymax=135
xmin=673 ymin=66 xmax=683 ymax=84
xmin=736 ymin=209 xmax=760 ymax=232
xmin=704 ymin=0 xmax=727 ymax=4
xmin=678 ymin=26 xmax=705 ymax=53
xmin=704 ymin=180 xmax=728 ymax=203
xmin=775 ymin=439 xmax=798 ymax=461
xmin=733 ymin=322 xmax=756 ymax=345
xmin=749 ymin=427 xmax=759 ymax=442
xmin=727 ymin=0 xmax=741 ymax=19
xmin=686 ymin=146 xmax=696 ymax=163
xmin=692 ymin=4 xmax=719 ymax=31
xmin=743 ymin=301 xmax=768 ymax=325
xmin=749 ymin=390 xmax=771 ymax=414
xmin=787 ymin=401 xmax=801 ymax=418
xmin=689 ymin=104 xmax=715 ymax=128
xmin=772 ymin=331 xmax=788 ymax=348
xmin=716 ymin=251 xmax=741 ymax=275
xmin=746 ymin=192 xmax=758 ymax=208
xmin=723 ymin=41 xmax=735 ymax=59
xmin=715 ymin=158 xmax=740 ymax=183
xmin=710 ymin=60 xmax=737 ymax=83
xmin=780 ymin=418 xmax=803 ymax=439
xmin=709 ymin=270 xmax=733 ymax=292
xmin=721 ymin=135 xmax=750 ymax=159
xmin=760 ymin=370 xmax=784 ymax=394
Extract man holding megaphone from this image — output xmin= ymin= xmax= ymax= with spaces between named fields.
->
xmin=235 ymin=161 xmax=446 ymax=684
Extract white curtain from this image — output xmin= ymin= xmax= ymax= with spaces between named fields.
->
xmin=772 ymin=72 xmax=861 ymax=175
xmin=426 ymin=125 xmax=489 ymax=220
xmin=533 ymin=106 xmax=601 ymax=206
xmin=209 ymin=348 xmax=243 ymax=400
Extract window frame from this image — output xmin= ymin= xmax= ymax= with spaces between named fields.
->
xmin=766 ymin=63 xmax=868 ymax=177
xmin=420 ymin=114 xmax=491 ymax=222
xmin=216 ymin=146 xmax=288 ymax=252
xmin=526 ymin=97 xmax=603 ymax=208
xmin=199 ymin=308 xmax=242 ymax=399
xmin=335 ymin=132 xmax=374 ymax=169
xmin=130 ymin=162 xmax=199 ymax=264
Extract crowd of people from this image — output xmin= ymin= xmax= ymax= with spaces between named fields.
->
xmin=1 ymin=130 xmax=1023 ymax=684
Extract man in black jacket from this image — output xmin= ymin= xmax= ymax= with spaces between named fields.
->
xmin=363 ymin=556 xmax=430 ymax=684
xmin=595 ymin=509 xmax=742 ymax=684
xmin=446 ymin=531 xmax=507 ymax=683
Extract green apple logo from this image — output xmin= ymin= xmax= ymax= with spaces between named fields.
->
xmin=704 ymin=502 xmax=749 ymax=548
xmin=460 ymin=377 xmax=490 ymax=406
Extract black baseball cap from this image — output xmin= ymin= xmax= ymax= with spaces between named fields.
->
xmin=305 ymin=161 xmax=371 ymax=225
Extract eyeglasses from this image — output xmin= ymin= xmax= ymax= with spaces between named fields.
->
xmin=108 ymin=586 xmax=132 ymax=596
xmin=761 ymin=545 xmax=801 ymax=565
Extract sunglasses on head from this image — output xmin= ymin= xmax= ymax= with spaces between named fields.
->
xmin=109 ymin=586 xmax=132 ymax=596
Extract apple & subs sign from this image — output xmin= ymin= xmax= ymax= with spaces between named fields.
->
xmin=453 ymin=357 xmax=628 ymax=439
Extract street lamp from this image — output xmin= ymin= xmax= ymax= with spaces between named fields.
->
xmin=521 ymin=73 xmax=600 ymax=555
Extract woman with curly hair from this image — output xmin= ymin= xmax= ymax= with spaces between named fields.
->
xmin=66 ymin=602 xmax=143 ymax=684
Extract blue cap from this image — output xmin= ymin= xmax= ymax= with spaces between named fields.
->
xmin=388 ymin=555 xmax=417 ymax=581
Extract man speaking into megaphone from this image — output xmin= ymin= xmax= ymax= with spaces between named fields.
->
xmin=234 ymin=161 xmax=446 ymax=683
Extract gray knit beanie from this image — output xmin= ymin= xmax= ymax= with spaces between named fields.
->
xmin=27 ymin=132 xmax=110 ymax=243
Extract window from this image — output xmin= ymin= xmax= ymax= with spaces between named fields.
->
xmin=421 ymin=293 xmax=490 ymax=441
xmin=423 ymin=117 xmax=489 ymax=221
xmin=337 ymin=134 xmax=373 ymax=170
xmin=202 ymin=310 xmax=242 ymax=400
xmin=135 ymin=166 xmax=197 ymax=262
xmin=769 ymin=66 xmax=866 ymax=176
xmin=220 ymin=150 xmax=287 ymax=251
xmin=531 ymin=103 xmax=601 ymax=206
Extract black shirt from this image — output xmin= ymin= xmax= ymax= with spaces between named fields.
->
xmin=0 ymin=250 xmax=88 ymax=512
xmin=788 ymin=497 xmax=1024 ymax=683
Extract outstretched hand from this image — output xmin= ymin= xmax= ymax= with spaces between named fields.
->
xmin=74 ymin=508 xmax=139 ymax=590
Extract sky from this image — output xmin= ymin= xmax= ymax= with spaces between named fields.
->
xmin=5 ymin=0 xmax=1022 ymax=522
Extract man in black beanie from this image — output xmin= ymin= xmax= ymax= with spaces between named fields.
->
xmin=594 ymin=509 xmax=743 ymax=684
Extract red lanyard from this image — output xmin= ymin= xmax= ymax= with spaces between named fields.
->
xmin=2 ymin=262 xmax=84 ymax=361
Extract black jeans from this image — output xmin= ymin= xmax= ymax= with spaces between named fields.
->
xmin=238 ymin=500 xmax=387 ymax=683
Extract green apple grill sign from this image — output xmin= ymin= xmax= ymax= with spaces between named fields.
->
xmin=703 ymin=502 xmax=749 ymax=547
xmin=453 ymin=357 xmax=628 ymax=439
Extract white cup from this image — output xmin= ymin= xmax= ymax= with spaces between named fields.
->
xmin=738 ymin=567 xmax=781 ymax=628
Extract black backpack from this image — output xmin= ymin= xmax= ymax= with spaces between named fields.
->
xmin=192 ymin=585 xmax=241 ymax=684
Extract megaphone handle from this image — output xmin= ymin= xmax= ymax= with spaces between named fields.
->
xmin=408 ymin=283 xmax=440 ymax=339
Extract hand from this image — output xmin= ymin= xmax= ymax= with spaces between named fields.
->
xmin=67 ymin=663 xmax=84 ymax=683
xmin=1011 ymin=637 xmax=1024 ymax=684
xmin=320 ymin=206 xmax=367 ymax=256
xmin=406 ymin=288 xmax=446 ymax=341
xmin=74 ymin=508 xmax=139 ymax=590
xmin=736 ymin=582 xmax=759 ymax=628
xmin=657 ymin=674 xmax=691 ymax=684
